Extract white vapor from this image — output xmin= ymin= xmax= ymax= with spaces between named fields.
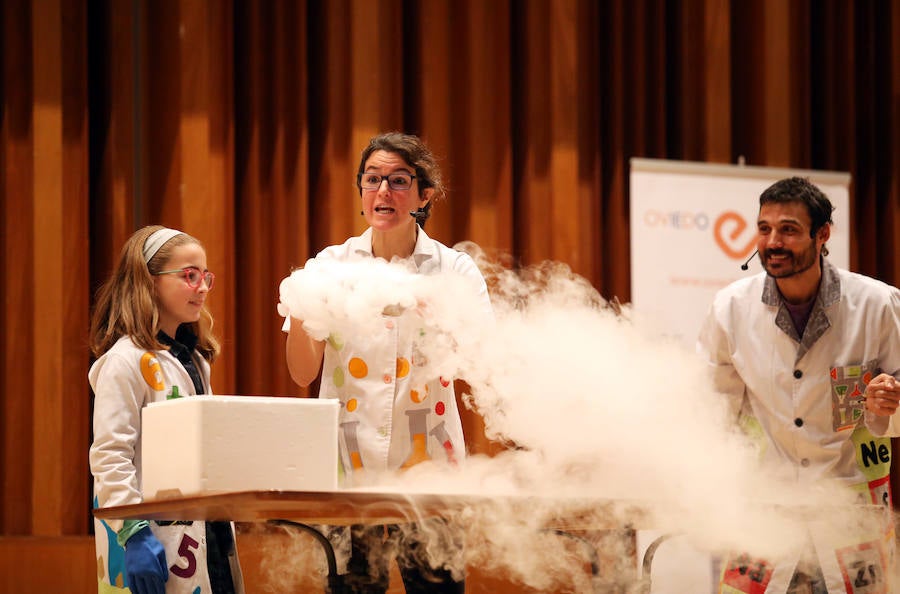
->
xmin=275 ymin=243 xmax=886 ymax=591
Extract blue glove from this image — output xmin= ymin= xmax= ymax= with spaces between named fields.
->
xmin=124 ymin=525 xmax=168 ymax=594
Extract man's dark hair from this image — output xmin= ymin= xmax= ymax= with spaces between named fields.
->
xmin=759 ymin=177 xmax=835 ymax=238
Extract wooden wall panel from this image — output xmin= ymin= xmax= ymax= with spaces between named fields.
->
xmin=0 ymin=3 xmax=898 ymax=592
xmin=139 ymin=0 xmax=237 ymax=392
xmin=733 ymin=0 xmax=812 ymax=168
xmin=890 ymin=0 xmax=900 ymax=283
xmin=403 ymin=0 xmax=516 ymax=255
xmin=670 ymin=0 xmax=732 ymax=162
xmin=513 ymin=1 xmax=553 ymax=267
xmin=348 ymin=0 xmax=404 ymax=171
xmin=58 ymin=0 xmax=92 ymax=536
xmin=1 ymin=0 xmax=36 ymax=537
xmin=889 ymin=1 xmax=900 ymax=512
xmin=851 ymin=1 xmax=897 ymax=283
xmin=453 ymin=1 xmax=513 ymax=253
xmin=409 ymin=0 xmax=456 ymax=243
xmin=513 ymin=0 xmax=601 ymax=282
xmin=87 ymin=0 xmax=137 ymax=289
xmin=597 ymin=0 xmax=647 ymax=301
xmin=701 ymin=0 xmax=732 ymax=162
xmin=179 ymin=0 xmax=236 ymax=394
xmin=627 ymin=0 xmax=666 ymax=159
xmin=549 ymin=0 xmax=597 ymax=279
xmin=809 ymin=1 xmax=858 ymax=269
xmin=234 ymin=0 xmax=311 ymax=398
xmin=809 ymin=1 xmax=855 ymax=172
xmin=140 ymin=2 xmax=183 ymax=227
xmin=29 ymin=0 xmax=90 ymax=536
xmin=571 ymin=0 xmax=603 ymax=287
xmin=0 ymin=536 xmax=96 ymax=592
xmin=308 ymin=0 xmax=355 ymax=252
xmin=759 ymin=0 xmax=797 ymax=166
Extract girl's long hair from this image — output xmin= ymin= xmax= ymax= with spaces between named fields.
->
xmin=89 ymin=225 xmax=220 ymax=362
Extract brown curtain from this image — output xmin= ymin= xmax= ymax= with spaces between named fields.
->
xmin=1 ymin=0 xmax=898 ymax=546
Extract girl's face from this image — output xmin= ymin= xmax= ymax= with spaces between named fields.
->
xmin=154 ymin=242 xmax=210 ymax=337
xmin=360 ymin=150 xmax=431 ymax=234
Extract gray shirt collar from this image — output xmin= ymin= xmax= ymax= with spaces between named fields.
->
xmin=762 ymin=258 xmax=841 ymax=361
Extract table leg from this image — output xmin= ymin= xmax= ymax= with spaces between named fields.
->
xmin=544 ymin=529 xmax=603 ymax=591
xmin=637 ymin=533 xmax=675 ymax=593
xmin=271 ymin=519 xmax=347 ymax=594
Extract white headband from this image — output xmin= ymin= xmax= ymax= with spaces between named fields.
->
xmin=143 ymin=227 xmax=184 ymax=263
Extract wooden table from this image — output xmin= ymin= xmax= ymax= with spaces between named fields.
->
xmin=94 ymin=490 xmax=656 ymax=593
xmin=94 ymin=489 xmax=495 ymax=525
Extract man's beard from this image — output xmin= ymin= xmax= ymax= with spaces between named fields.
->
xmin=762 ymin=242 xmax=818 ymax=279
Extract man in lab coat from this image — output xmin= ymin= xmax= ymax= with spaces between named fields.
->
xmin=698 ymin=176 xmax=900 ymax=594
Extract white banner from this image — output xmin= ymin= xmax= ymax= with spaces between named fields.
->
xmin=629 ymin=159 xmax=851 ymax=592
xmin=629 ymin=158 xmax=851 ymax=346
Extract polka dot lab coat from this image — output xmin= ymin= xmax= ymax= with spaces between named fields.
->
xmin=297 ymin=227 xmax=493 ymax=480
xmin=89 ymin=336 xmax=244 ymax=594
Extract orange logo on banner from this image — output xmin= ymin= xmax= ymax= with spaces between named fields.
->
xmin=714 ymin=211 xmax=756 ymax=260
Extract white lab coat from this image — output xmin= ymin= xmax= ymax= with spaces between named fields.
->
xmin=294 ymin=227 xmax=493 ymax=479
xmin=89 ymin=336 xmax=243 ymax=594
xmin=698 ymin=260 xmax=900 ymax=593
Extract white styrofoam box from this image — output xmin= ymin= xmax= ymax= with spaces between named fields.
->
xmin=141 ymin=395 xmax=339 ymax=500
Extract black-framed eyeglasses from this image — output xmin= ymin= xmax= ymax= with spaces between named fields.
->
xmin=357 ymin=172 xmax=416 ymax=191
xmin=154 ymin=266 xmax=215 ymax=290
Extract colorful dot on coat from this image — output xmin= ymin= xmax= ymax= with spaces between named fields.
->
xmin=396 ymin=357 xmax=410 ymax=378
xmin=410 ymin=389 xmax=424 ymax=403
xmin=435 ymin=401 xmax=446 ymax=415
xmin=346 ymin=398 xmax=358 ymax=412
xmin=348 ymin=357 xmax=368 ymax=378
xmin=328 ymin=333 xmax=345 ymax=350
xmin=333 ymin=367 xmax=345 ymax=387
xmin=140 ymin=352 xmax=165 ymax=391
xmin=439 ymin=376 xmax=450 ymax=387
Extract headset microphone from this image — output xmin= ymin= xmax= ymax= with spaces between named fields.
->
xmin=740 ymin=250 xmax=759 ymax=271
xmin=408 ymin=207 xmax=429 ymax=228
